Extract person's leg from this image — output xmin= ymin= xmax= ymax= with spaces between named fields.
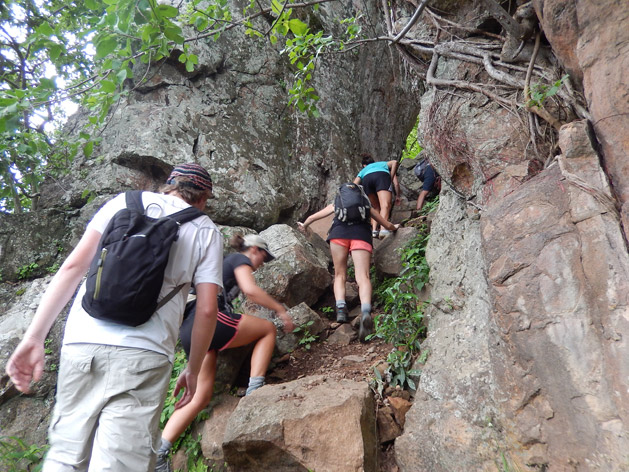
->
xmin=351 ymin=248 xmax=374 ymax=342
xmin=160 ymin=350 xmax=217 ymax=445
xmin=376 ymin=189 xmax=392 ymax=226
xmin=330 ymin=241 xmax=351 ymax=322
xmin=351 ymin=249 xmax=372 ymax=308
xmin=367 ymin=193 xmax=380 ymax=233
xmin=226 ymin=314 xmax=277 ymax=393
xmin=43 ymin=344 xmax=105 ymax=472
xmin=86 ymin=347 xmax=171 ymax=472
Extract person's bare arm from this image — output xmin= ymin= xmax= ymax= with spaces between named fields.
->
xmin=173 ymin=282 xmax=219 ymax=408
xmin=234 ymin=265 xmax=294 ymax=332
xmin=416 ymin=190 xmax=429 ymax=211
xmin=6 ymin=228 xmax=101 ymax=393
xmin=297 ymin=203 xmax=334 ymax=231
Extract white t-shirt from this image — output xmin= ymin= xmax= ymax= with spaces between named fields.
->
xmin=63 ymin=192 xmax=224 ymax=362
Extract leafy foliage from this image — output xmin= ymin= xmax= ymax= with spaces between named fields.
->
xmin=372 ymin=229 xmax=430 ymax=351
xmin=527 ymin=74 xmax=569 ymax=108
xmin=0 ymin=0 xmax=96 ymax=212
xmin=16 ymin=262 xmax=39 ymax=280
xmin=0 ymin=436 xmax=48 ymax=472
xmin=371 ymin=221 xmax=435 ymax=390
xmin=292 ymin=320 xmax=318 ymax=350
xmin=1 ymin=0 xmax=361 ymax=212
xmin=400 ymin=115 xmax=422 ymax=163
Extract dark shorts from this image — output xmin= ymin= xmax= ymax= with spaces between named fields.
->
xmin=179 ymin=300 xmax=242 ymax=357
xmin=362 ymin=171 xmax=392 ymax=195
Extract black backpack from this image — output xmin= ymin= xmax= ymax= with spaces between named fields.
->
xmin=413 ymin=157 xmax=430 ymax=181
xmin=334 ymin=183 xmax=371 ymax=224
xmin=82 ymin=190 xmax=204 ymax=326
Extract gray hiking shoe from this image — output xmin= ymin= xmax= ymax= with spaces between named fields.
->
xmin=336 ymin=306 xmax=349 ymax=323
xmin=359 ymin=312 xmax=373 ymax=343
xmin=155 ymin=453 xmax=172 ymax=472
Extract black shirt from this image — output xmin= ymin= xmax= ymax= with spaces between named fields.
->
xmin=327 ymin=217 xmax=373 ymax=245
xmin=218 ymin=253 xmax=253 ymax=312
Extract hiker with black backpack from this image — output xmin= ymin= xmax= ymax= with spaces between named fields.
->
xmin=297 ymin=183 xmax=399 ymax=342
xmin=155 ymin=233 xmax=294 ymax=472
xmin=5 ymin=163 xmax=223 ymax=472
xmin=353 ymin=153 xmax=400 ymax=239
xmin=414 ymin=155 xmax=440 ymax=212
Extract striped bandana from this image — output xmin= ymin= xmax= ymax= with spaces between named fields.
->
xmin=167 ymin=163 xmax=213 ymax=194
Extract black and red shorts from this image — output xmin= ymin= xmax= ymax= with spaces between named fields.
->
xmin=179 ymin=300 xmax=242 ymax=357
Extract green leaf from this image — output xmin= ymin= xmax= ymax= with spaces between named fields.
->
xmin=85 ymin=0 xmax=100 ymax=9
xmin=288 ymin=19 xmax=308 ymax=36
xmin=185 ymin=61 xmax=194 ymax=72
xmin=99 ymin=80 xmax=116 ymax=93
xmin=156 ymin=4 xmax=180 ymax=18
xmin=117 ymin=68 xmax=128 ymax=83
xmin=271 ymin=0 xmax=283 ymax=15
xmin=95 ymin=36 xmax=118 ymax=59
xmin=178 ymin=53 xmax=187 ymax=63
xmin=36 ymin=23 xmax=55 ymax=37
xmin=38 ymin=78 xmax=57 ymax=90
xmin=48 ymin=44 xmax=64 ymax=61
xmin=83 ymin=141 xmax=94 ymax=158
xmin=164 ymin=27 xmax=185 ymax=44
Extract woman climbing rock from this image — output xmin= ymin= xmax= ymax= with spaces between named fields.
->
xmin=297 ymin=183 xmax=399 ymax=342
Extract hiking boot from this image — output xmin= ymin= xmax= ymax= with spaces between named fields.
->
xmin=155 ymin=453 xmax=172 ymax=472
xmin=336 ymin=306 xmax=349 ymax=323
xmin=378 ymin=229 xmax=391 ymax=239
xmin=359 ymin=312 xmax=373 ymax=343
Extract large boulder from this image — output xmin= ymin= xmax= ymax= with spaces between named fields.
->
xmin=256 ymin=224 xmax=332 ymax=307
xmin=372 ymin=227 xmax=420 ymax=278
xmin=242 ymin=302 xmax=326 ymax=356
xmin=222 ymin=375 xmax=377 ymax=472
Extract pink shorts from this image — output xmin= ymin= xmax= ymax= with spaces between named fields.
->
xmin=330 ymin=238 xmax=373 ymax=253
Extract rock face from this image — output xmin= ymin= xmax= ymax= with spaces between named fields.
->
xmin=393 ymin=3 xmax=629 ymax=470
xmin=222 ymin=375 xmax=377 ymax=472
xmin=40 ymin=0 xmax=419 ymax=231
xmin=535 ymin=0 xmax=629 ymax=230
xmin=482 ymin=121 xmax=629 ymax=469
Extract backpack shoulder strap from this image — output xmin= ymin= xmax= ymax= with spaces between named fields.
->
xmin=169 ymin=206 xmax=205 ymax=225
xmin=125 ymin=190 xmax=145 ymax=214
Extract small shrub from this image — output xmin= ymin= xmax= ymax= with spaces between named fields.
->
xmin=0 ymin=436 xmax=48 ymax=472
xmin=372 ymin=229 xmax=430 ymax=351
xmin=527 ymin=74 xmax=569 ymax=108
xmin=16 ymin=263 xmax=39 ymax=280
xmin=292 ymin=320 xmax=318 ymax=350
xmin=371 ymin=225 xmax=433 ymax=391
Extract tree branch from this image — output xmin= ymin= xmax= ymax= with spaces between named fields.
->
xmin=392 ymin=0 xmax=430 ymax=44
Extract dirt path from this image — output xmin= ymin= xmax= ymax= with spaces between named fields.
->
xmin=266 ymin=307 xmax=402 ymax=472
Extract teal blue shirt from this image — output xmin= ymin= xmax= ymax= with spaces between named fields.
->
xmin=357 ymin=161 xmax=389 ymax=179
